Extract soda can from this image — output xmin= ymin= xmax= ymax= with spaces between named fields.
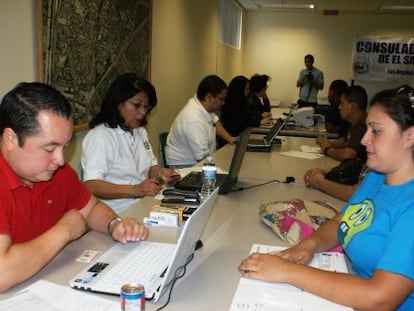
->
xmin=121 ymin=283 xmax=145 ymax=311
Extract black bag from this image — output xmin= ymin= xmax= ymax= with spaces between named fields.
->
xmin=325 ymin=158 xmax=364 ymax=185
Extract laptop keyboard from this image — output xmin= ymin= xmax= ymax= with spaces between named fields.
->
xmin=176 ymin=172 xmax=227 ymax=190
xmin=95 ymin=242 xmax=176 ymax=295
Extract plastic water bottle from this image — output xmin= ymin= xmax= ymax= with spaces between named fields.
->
xmin=200 ymin=156 xmax=217 ymax=201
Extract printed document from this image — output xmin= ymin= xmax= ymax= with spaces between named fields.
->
xmin=229 ymin=244 xmax=353 ymax=311
xmin=0 ymin=280 xmax=118 ymax=311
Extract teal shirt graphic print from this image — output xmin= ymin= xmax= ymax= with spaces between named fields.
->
xmin=338 ymin=200 xmax=374 ymax=248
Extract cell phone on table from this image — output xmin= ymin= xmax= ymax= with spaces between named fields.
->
xmin=161 ymin=198 xmax=199 ymax=205
xmin=183 ymin=207 xmax=198 ymax=220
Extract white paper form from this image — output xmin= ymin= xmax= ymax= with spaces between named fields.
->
xmin=0 ymin=280 xmax=118 ymax=311
xmin=229 ymin=244 xmax=353 ymax=311
xmin=280 ymin=151 xmax=324 ymax=160
xmin=300 ymin=145 xmax=323 ymax=154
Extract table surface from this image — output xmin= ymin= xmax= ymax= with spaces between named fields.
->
xmin=0 ymin=137 xmax=345 ymax=310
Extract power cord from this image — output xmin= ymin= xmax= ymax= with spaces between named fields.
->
xmin=156 ymin=252 xmax=195 ymax=311
xmin=227 ymin=176 xmax=296 ymax=193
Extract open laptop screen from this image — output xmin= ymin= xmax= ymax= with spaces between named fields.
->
xmin=219 ymin=127 xmax=251 ymax=193
xmin=174 ymin=127 xmax=251 ymax=193
xmin=264 ymin=118 xmax=285 ymax=144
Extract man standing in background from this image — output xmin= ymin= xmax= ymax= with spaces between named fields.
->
xmin=297 ymin=54 xmax=324 ymax=108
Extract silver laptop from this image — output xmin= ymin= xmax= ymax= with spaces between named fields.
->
xmin=247 ymin=118 xmax=286 ymax=150
xmin=69 ymin=188 xmax=219 ymax=302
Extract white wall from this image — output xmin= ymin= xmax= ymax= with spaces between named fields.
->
xmin=149 ymin=0 xmax=243 ymax=158
xmin=243 ymin=11 xmax=414 ymax=105
xmin=0 ymin=0 xmax=37 ymax=97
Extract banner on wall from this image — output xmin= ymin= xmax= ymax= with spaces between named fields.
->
xmin=352 ymin=35 xmax=414 ymax=81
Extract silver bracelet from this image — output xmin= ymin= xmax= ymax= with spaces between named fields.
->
xmin=107 ymin=216 xmax=122 ymax=236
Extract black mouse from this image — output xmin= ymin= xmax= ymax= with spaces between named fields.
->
xmin=195 ymin=239 xmax=203 ymax=251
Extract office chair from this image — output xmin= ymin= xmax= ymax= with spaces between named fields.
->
xmin=159 ymin=131 xmax=169 ymax=168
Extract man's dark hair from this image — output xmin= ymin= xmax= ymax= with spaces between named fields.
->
xmin=0 ymin=82 xmax=72 ymax=146
xmin=196 ymin=75 xmax=227 ymax=101
xmin=249 ymin=74 xmax=270 ymax=93
xmin=330 ymin=80 xmax=348 ymax=97
xmin=343 ymin=85 xmax=368 ymax=111
xmin=304 ymin=54 xmax=315 ymax=62
xmin=89 ymin=73 xmax=157 ymax=129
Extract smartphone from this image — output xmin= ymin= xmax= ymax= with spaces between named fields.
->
xmin=161 ymin=198 xmax=199 ymax=206
xmin=183 ymin=207 xmax=198 ymax=220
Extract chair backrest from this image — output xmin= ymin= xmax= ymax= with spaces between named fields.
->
xmin=159 ymin=131 xmax=169 ymax=168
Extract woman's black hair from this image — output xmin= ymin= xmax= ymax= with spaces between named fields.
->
xmin=227 ymin=75 xmax=249 ymax=101
xmin=370 ymin=88 xmax=414 ymax=132
xmin=89 ymin=73 xmax=157 ymax=129
xmin=249 ymin=74 xmax=270 ymax=93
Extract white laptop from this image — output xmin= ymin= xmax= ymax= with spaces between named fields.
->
xmin=69 ymin=188 xmax=219 ymax=302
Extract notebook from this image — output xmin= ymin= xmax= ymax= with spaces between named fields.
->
xmin=69 ymin=188 xmax=219 ymax=302
xmin=246 ymin=118 xmax=285 ymax=152
xmin=175 ymin=127 xmax=251 ymax=194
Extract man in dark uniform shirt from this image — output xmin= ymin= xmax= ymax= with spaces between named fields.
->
xmin=316 ymin=85 xmax=368 ymax=162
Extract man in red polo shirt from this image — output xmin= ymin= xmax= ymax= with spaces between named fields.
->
xmin=0 ymin=82 xmax=148 ymax=291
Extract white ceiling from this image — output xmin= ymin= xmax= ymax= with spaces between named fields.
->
xmin=237 ymin=0 xmax=414 ymax=13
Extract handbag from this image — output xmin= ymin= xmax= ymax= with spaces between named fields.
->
xmin=325 ymin=157 xmax=364 ymax=185
xmin=259 ymin=199 xmax=341 ymax=250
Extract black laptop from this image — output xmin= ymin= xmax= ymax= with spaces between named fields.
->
xmin=246 ymin=118 xmax=285 ymax=152
xmin=175 ymin=127 xmax=251 ymax=194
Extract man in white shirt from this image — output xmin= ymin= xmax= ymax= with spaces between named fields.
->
xmin=165 ymin=75 xmax=237 ymax=168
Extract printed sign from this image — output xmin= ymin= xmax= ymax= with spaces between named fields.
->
xmin=352 ymin=35 xmax=414 ymax=81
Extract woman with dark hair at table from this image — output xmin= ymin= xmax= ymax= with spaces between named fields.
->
xmin=220 ymin=75 xmax=250 ymax=136
xmin=247 ymin=74 xmax=273 ymax=127
xmin=82 ymin=73 xmax=180 ymax=213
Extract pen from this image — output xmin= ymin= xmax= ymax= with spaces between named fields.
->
xmin=143 ymin=217 xmax=159 ymax=225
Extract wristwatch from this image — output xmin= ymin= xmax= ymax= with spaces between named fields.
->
xmin=107 ymin=216 xmax=122 ymax=236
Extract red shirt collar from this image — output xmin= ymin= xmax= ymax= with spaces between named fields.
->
xmin=0 ymin=151 xmax=26 ymax=190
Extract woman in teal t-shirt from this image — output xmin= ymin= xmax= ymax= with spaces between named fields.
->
xmin=239 ymin=88 xmax=414 ymax=310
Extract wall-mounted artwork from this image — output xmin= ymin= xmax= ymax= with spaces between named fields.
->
xmin=40 ymin=0 xmax=151 ymax=127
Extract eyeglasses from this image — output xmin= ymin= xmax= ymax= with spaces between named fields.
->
xmin=215 ymin=95 xmax=226 ymax=102
xmin=127 ymin=100 xmax=151 ymax=111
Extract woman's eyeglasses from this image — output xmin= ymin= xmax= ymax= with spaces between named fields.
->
xmin=127 ymin=100 xmax=151 ymax=111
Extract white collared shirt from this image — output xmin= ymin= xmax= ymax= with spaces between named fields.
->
xmin=82 ymin=124 xmax=158 ymax=212
xmin=165 ymin=96 xmax=218 ymax=167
